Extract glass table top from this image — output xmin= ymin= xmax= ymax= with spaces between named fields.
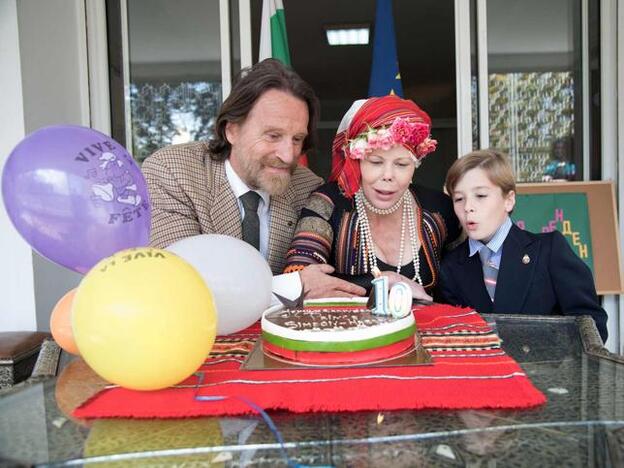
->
xmin=1 ymin=315 xmax=624 ymax=466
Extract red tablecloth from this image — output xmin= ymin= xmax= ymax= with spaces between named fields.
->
xmin=74 ymin=304 xmax=545 ymax=418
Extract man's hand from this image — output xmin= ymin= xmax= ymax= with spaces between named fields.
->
xmin=299 ymin=264 xmax=366 ymax=299
xmin=381 ymin=271 xmax=433 ymax=302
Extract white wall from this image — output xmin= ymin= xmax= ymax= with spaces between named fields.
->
xmin=16 ymin=0 xmax=90 ymax=130
xmin=0 ymin=0 xmax=91 ymax=332
xmin=0 ymin=0 xmax=36 ymax=331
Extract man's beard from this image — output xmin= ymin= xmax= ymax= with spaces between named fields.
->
xmin=241 ymin=154 xmax=298 ymax=196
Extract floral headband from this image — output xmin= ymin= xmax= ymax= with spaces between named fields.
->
xmin=330 ymin=96 xmax=437 ymax=198
xmin=346 ymin=117 xmax=437 ymax=161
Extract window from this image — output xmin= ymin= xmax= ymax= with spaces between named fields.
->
xmin=109 ymin=0 xmax=223 ymax=163
xmin=484 ymin=0 xmax=582 ymax=182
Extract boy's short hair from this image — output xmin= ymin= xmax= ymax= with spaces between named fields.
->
xmin=445 ymin=149 xmax=516 ymax=196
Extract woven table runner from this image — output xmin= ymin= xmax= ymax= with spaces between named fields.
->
xmin=74 ymin=304 xmax=545 ymax=418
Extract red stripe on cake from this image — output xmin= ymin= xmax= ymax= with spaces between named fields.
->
xmin=263 ymin=337 xmax=415 ymax=365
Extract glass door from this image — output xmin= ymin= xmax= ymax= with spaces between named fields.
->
xmin=474 ymin=0 xmax=586 ymax=183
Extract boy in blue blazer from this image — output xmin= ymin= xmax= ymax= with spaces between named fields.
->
xmin=439 ymin=150 xmax=608 ymax=342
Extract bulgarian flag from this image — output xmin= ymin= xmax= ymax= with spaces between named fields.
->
xmin=259 ymin=0 xmax=310 ymax=167
xmin=259 ymin=0 xmax=291 ymax=66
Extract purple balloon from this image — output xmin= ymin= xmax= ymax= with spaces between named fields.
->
xmin=2 ymin=125 xmax=151 ymax=274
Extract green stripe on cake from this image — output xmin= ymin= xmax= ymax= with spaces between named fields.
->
xmin=305 ymin=302 xmax=368 ymax=312
xmin=305 ymin=303 xmax=367 ymax=309
xmin=262 ymin=324 xmax=416 ymax=352
xmin=303 ymin=299 xmax=368 ymax=308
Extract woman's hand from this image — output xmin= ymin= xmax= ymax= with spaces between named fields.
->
xmin=299 ymin=264 xmax=367 ymax=299
xmin=380 ymin=271 xmax=433 ymax=302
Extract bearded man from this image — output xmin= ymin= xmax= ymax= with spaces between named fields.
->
xmin=143 ymin=59 xmax=364 ymax=299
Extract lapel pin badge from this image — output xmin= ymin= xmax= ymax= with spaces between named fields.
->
xmin=522 ymin=254 xmax=530 ymax=264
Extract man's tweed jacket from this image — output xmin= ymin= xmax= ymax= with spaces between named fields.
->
xmin=142 ymin=142 xmax=323 ymax=274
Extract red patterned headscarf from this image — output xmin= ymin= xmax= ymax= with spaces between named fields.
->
xmin=329 ymin=95 xmax=436 ymax=198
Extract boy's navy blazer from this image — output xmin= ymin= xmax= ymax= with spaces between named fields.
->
xmin=439 ymin=224 xmax=608 ymax=341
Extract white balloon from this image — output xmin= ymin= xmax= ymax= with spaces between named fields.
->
xmin=167 ymin=234 xmax=273 ymax=335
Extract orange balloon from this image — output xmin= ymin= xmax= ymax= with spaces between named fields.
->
xmin=50 ymin=289 xmax=80 ymax=355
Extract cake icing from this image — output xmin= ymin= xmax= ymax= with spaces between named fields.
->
xmin=260 ymin=297 xmax=417 ymax=364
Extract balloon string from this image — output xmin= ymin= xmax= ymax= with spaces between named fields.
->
xmin=194 ymin=372 xmax=333 ymax=468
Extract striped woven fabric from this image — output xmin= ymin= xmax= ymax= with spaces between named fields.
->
xmin=284 ymin=183 xmax=453 ymax=291
xmin=209 ymin=337 xmax=257 ymax=359
xmin=419 ymin=310 xmax=502 ymax=351
xmin=74 ymin=304 xmax=545 ymax=419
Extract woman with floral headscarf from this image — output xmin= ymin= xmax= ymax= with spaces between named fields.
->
xmin=284 ymin=95 xmax=461 ymax=300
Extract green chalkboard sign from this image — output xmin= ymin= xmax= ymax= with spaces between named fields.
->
xmin=513 ymin=193 xmax=594 ymax=273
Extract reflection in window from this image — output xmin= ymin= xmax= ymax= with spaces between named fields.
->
xmin=471 ymin=76 xmax=479 ymax=150
xmin=488 ymin=72 xmax=574 ymax=182
xmin=129 ymin=82 xmax=221 ymax=163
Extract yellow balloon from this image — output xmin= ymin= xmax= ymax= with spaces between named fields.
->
xmin=72 ymin=248 xmax=217 ymax=391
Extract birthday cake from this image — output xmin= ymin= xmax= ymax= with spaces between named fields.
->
xmin=260 ymin=297 xmax=417 ymax=365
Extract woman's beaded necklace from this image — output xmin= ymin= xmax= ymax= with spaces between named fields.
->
xmin=360 ymin=190 xmax=403 ymax=215
xmin=354 ymin=189 xmax=422 ymax=283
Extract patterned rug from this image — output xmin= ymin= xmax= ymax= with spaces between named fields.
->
xmin=74 ymin=304 xmax=545 ymax=418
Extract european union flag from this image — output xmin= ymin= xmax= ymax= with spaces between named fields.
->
xmin=368 ymin=0 xmax=403 ymax=97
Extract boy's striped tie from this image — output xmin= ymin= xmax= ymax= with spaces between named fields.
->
xmin=479 ymin=247 xmax=498 ymax=301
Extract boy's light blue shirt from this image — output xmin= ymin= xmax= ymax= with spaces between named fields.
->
xmin=468 ymin=217 xmax=513 ymax=269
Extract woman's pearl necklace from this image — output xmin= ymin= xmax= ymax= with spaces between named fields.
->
xmin=355 ymin=189 xmax=423 ymax=283
xmin=360 ymin=190 xmax=404 ymax=215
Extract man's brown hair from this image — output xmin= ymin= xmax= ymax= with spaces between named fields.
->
xmin=208 ymin=58 xmax=319 ymax=161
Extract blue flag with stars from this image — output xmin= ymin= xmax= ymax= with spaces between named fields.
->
xmin=368 ymin=0 xmax=403 ymax=97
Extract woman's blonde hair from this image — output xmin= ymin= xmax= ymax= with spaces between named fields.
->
xmin=445 ymin=149 xmax=516 ymax=196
